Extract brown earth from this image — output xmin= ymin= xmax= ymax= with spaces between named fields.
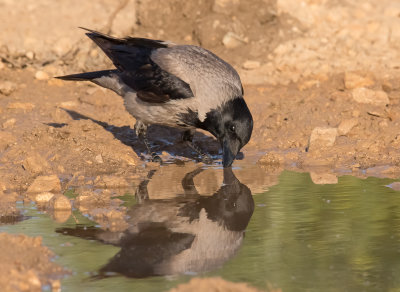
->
xmin=0 ymin=233 xmax=67 ymax=292
xmin=1 ymin=0 xmax=400 ymax=290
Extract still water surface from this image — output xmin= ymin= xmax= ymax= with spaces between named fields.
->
xmin=2 ymin=168 xmax=400 ymax=292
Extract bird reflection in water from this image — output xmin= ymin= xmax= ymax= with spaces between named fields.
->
xmin=56 ymin=167 xmax=254 ymax=278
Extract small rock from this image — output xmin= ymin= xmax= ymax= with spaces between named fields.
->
xmin=35 ymin=70 xmax=49 ymax=81
xmin=242 ymin=60 xmax=261 ymax=70
xmin=27 ymin=175 xmax=61 ymax=194
xmin=352 ymin=88 xmax=389 ymax=105
xmin=0 ymin=81 xmax=17 ymax=96
xmin=95 ymin=154 xmax=104 ymax=164
xmin=222 ymin=32 xmax=246 ymax=49
xmin=309 ymin=127 xmax=338 ymax=149
xmin=35 ymin=192 xmax=55 ymax=204
xmin=344 ymin=71 xmax=375 ymax=89
xmin=298 ymin=79 xmax=320 ymax=91
xmin=338 ymin=118 xmax=358 ymax=136
xmin=59 ymin=101 xmax=78 ymax=108
xmin=310 ymin=172 xmax=338 ymax=184
xmin=23 ymin=153 xmax=50 ymax=174
xmin=258 ymin=151 xmax=284 ymax=165
xmin=0 ymin=131 xmax=16 ymax=151
xmin=50 ymin=209 xmax=71 ymax=223
xmin=2 ymin=118 xmax=16 ymax=129
xmin=387 ymin=182 xmax=400 ymax=191
xmin=25 ymin=51 xmax=35 ymax=60
xmin=47 ymin=194 xmax=71 ymax=211
xmin=7 ymin=102 xmax=35 ymax=112
xmin=102 ymin=176 xmax=129 ymax=188
xmin=0 ymin=62 xmax=4 ymax=70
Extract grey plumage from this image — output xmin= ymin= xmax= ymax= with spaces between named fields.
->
xmin=57 ymin=28 xmax=253 ymax=167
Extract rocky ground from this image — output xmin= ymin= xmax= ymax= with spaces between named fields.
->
xmin=1 ymin=0 xmax=400 ymax=290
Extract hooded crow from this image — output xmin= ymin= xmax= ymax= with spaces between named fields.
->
xmin=56 ymin=28 xmax=253 ymax=167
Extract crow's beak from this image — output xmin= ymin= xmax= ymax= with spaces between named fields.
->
xmin=222 ymin=137 xmax=240 ymax=168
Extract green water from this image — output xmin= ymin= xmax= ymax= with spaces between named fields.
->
xmin=2 ymin=170 xmax=400 ymax=292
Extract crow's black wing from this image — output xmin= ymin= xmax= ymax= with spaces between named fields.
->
xmin=81 ymin=28 xmax=194 ymax=103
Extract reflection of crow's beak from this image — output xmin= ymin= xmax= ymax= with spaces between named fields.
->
xmin=222 ymin=138 xmax=240 ymax=168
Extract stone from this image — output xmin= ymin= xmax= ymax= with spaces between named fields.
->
xmin=242 ymin=60 xmax=261 ymax=70
xmin=352 ymin=88 xmax=389 ymax=105
xmin=23 ymin=153 xmax=50 ymax=175
xmin=0 ymin=131 xmax=16 ymax=151
xmin=49 ymin=209 xmax=71 ymax=223
xmin=34 ymin=192 xmax=55 ymax=204
xmin=310 ymin=172 xmax=338 ymax=184
xmin=27 ymin=175 xmax=61 ymax=194
xmin=7 ymin=102 xmax=35 ymax=112
xmin=337 ymin=118 xmax=358 ymax=136
xmin=95 ymin=154 xmax=104 ymax=164
xmin=387 ymin=182 xmax=400 ymax=191
xmin=35 ymin=70 xmax=49 ymax=81
xmin=222 ymin=32 xmax=246 ymax=49
xmin=258 ymin=151 xmax=284 ymax=165
xmin=309 ymin=127 xmax=338 ymax=149
xmin=47 ymin=194 xmax=71 ymax=211
xmin=98 ymin=176 xmax=129 ymax=189
xmin=25 ymin=51 xmax=34 ymax=60
xmin=2 ymin=118 xmax=16 ymax=129
xmin=344 ymin=71 xmax=375 ymax=89
xmin=0 ymin=81 xmax=17 ymax=96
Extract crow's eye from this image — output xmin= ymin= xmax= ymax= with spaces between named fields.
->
xmin=229 ymin=125 xmax=236 ymax=133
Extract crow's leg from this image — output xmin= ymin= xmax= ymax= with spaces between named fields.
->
xmin=134 ymin=120 xmax=162 ymax=163
xmin=182 ymin=129 xmax=213 ymax=164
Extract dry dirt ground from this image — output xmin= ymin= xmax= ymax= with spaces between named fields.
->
xmin=1 ymin=0 xmax=400 ymax=290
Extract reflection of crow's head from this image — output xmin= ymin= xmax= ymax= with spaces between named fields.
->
xmin=179 ymin=167 xmax=254 ymax=231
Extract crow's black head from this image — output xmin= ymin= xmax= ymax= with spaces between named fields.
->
xmin=201 ymin=97 xmax=253 ymax=167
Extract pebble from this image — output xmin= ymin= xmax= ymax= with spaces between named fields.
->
xmin=338 ymin=118 xmax=358 ymax=135
xmin=35 ymin=70 xmax=50 ymax=81
xmin=0 ymin=81 xmax=17 ymax=96
xmin=222 ymin=32 xmax=246 ymax=49
xmin=387 ymin=182 xmax=400 ymax=191
xmin=344 ymin=71 xmax=375 ymax=89
xmin=95 ymin=154 xmax=104 ymax=164
xmin=309 ymin=127 xmax=338 ymax=149
xmin=0 ymin=131 xmax=16 ymax=151
xmin=47 ymin=194 xmax=71 ymax=210
xmin=99 ymin=176 xmax=129 ymax=188
xmin=7 ymin=102 xmax=35 ymax=112
xmin=27 ymin=175 xmax=61 ymax=193
xmin=23 ymin=153 xmax=50 ymax=174
xmin=310 ymin=172 xmax=338 ymax=184
xmin=352 ymin=87 xmax=389 ymax=105
xmin=34 ymin=192 xmax=55 ymax=204
xmin=258 ymin=151 xmax=284 ymax=165
xmin=2 ymin=118 xmax=16 ymax=129
xmin=25 ymin=51 xmax=35 ymax=60
xmin=242 ymin=60 xmax=261 ymax=70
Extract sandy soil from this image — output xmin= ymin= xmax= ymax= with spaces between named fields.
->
xmin=1 ymin=0 xmax=400 ymax=290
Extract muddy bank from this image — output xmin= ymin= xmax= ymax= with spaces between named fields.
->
xmin=0 ymin=233 xmax=67 ymax=291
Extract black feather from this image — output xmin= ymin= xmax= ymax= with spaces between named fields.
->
xmin=55 ymin=70 xmax=118 ymax=81
xmin=79 ymin=27 xmax=194 ymax=103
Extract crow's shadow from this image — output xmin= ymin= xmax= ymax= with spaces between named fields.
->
xmin=48 ymin=109 xmax=221 ymax=163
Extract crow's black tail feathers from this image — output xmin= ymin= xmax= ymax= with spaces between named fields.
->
xmin=55 ymin=70 xmax=118 ymax=81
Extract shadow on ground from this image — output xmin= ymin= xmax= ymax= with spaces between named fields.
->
xmin=48 ymin=108 xmax=223 ymax=163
